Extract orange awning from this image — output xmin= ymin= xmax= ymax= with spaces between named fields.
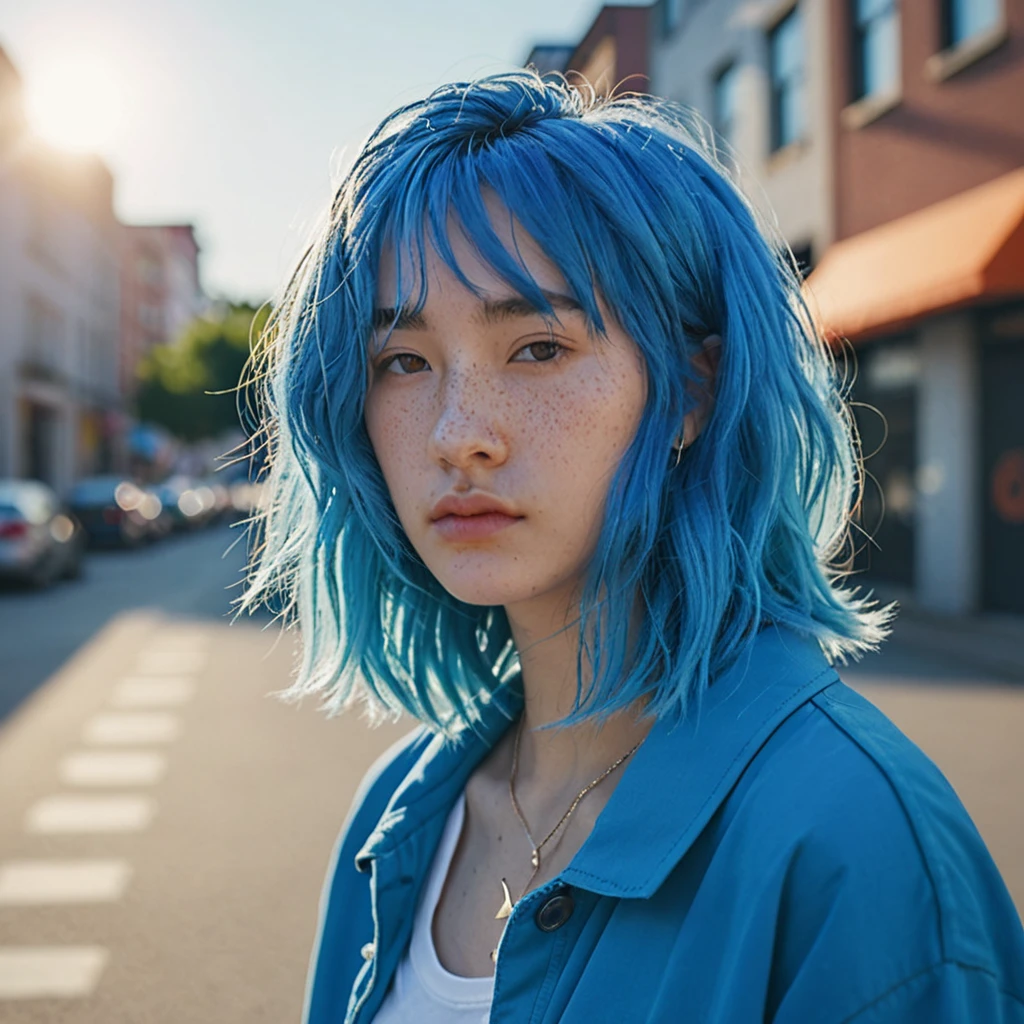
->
xmin=804 ymin=168 xmax=1024 ymax=342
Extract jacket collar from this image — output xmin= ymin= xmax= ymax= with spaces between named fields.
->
xmin=357 ymin=625 xmax=838 ymax=896
xmin=563 ymin=625 xmax=838 ymax=896
xmin=355 ymin=686 xmax=520 ymax=870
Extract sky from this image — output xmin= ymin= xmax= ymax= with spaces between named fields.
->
xmin=0 ymin=0 xmax=646 ymax=303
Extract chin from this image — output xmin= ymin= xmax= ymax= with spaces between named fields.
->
xmin=424 ymin=556 xmax=556 ymax=610
xmin=431 ymin=573 xmax=530 ymax=609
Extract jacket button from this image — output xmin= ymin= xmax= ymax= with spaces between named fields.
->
xmin=535 ymin=890 xmax=574 ymax=932
xmin=360 ymin=942 xmax=375 ymax=961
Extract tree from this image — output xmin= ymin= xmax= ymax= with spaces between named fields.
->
xmin=136 ymin=302 xmax=269 ymax=442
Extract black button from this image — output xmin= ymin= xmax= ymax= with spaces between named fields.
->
xmin=535 ymin=890 xmax=574 ymax=932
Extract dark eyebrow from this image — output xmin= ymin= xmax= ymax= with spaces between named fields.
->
xmin=371 ymin=290 xmax=584 ymax=332
xmin=477 ymin=291 xmax=585 ymax=325
xmin=372 ymin=306 xmax=427 ymax=331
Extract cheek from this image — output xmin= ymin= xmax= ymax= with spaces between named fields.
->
xmin=364 ymin=393 xmax=424 ymax=508
xmin=537 ymin=361 xmax=646 ymax=481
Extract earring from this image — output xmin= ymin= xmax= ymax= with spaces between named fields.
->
xmin=671 ymin=436 xmax=688 ymax=467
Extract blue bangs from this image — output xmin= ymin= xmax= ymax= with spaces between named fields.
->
xmin=241 ymin=71 xmax=893 ymax=735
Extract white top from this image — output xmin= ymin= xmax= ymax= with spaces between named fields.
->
xmin=372 ymin=793 xmax=495 ymax=1023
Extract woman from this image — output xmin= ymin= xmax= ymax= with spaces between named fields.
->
xmin=243 ymin=72 xmax=1024 ymax=1022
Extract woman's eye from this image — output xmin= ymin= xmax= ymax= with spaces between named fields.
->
xmin=380 ymin=352 xmax=429 ymax=375
xmin=512 ymin=340 xmax=563 ymax=363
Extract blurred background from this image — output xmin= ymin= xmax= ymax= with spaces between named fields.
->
xmin=0 ymin=0 xmax=1021 ymax=1018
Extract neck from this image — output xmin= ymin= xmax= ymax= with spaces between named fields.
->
xmin=502 ymin=586 xmax=652 ymax=809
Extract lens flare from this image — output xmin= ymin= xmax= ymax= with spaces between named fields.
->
xmin=25 ymin=54 xmax=124 ymax=153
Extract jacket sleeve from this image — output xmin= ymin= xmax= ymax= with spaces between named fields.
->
xmin=301 ymin=725 xmax=430 ymax=1024
xmin=843 ymin=961 xmax=1024 ymax=1023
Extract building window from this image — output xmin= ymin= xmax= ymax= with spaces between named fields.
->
xmin=138 ymin=254 xmax=163 ymax=287
xmin=138 ymin=303 xmax=163 ymax=332
xmin=663 ymin=0 xmax=686 ymax=35
xmin=25 ymin=293 xmax=64 ymax=372
xmin=851 ymin=0 xmax=900 ymax=101
xmin=942 ymin=0 xmax=1000 ymax=48
xmin=768 ymin=5 xmax=805 ymax=152
xmin=712 ymin=63 xmax=739 ymax=157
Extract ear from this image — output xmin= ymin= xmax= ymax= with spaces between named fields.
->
xmin=681 ymin=334 xmax=722 ymax=448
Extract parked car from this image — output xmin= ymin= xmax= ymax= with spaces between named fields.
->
xmin=0 ymin=479 xmax=86 ymax=587
xmin=144 ymin=485 xmax=175 ymax=540
xmin=155 ymin=475 xmax=219 ymax=531
xmin=195 ymin=477 xmax=232 ymax=523
xmin=68 ymin=475 xmax=159 ymax=547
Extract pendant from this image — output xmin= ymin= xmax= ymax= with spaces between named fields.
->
xmin=495 ymin=878 xmax=513 ymax=920
xmin=531 ymin=849 xmax=539 ymax=870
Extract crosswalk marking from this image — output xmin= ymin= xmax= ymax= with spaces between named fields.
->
xmin=0 ymin=947 xmax=109 ymax=999
xmin=136 ymin=650 xmax=206 ymax=674
xmin=153 ymin=630 xmax=209 ymax=648
xmin=59 ymin=750 xmax=167 ymax=786
xmin=0 ymin=861 xmax=132 ymax=905
xmin=26 ymin=796 xmax=156 ymax=834
xmin=110 ymin=677 xmax=196 ymax=708
xmin=3 ymin=628 xmax=209 ymax=1002
xmin=83 ymin=712 xmax=180 ymax=745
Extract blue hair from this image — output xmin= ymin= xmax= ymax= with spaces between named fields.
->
xmin=241 ymin=70 xmax=893 ymax=735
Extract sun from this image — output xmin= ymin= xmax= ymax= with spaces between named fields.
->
xmin=24 ymin=54 xmax=124 ymax=153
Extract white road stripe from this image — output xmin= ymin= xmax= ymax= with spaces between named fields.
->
xmin=26 ymin=796 xmax=155 ymax=834
xmin=0 ymin=861 xmax=132 ymax=905
xmin=0 ymin=947 xmax=109 ymax=999
xmin=110 ymin=677 xmax=196 ymax=708
xmin=154 ymin=629 xmax=210 ymax=646
xmin=60 ymin=750 xmax=167 ymax=786
xmin=83 ymin=712 xmax=179 ymax=745
xmin=136 ymin=650 xmax=206 ymax=674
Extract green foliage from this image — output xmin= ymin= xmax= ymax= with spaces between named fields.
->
xmin=136 ymin=302 xmax=269 ymax=442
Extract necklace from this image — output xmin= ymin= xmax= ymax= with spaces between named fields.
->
xmin=494 ymin=715 xmax=645 ymax=926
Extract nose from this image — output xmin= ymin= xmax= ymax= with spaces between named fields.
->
xmin=428 ymin=368 xmax=509 ymax=471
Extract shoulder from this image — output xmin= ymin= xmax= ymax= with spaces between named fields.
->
xmin=812 ymin=682 xmax=1024 ymax=958
xmin=337 ymin=723 xmax=436 ymax=860
xmin=806 ymin=680 xmax=1017 ymax=952
xmin=719 ymin=678 xmax=1024 ymax=1019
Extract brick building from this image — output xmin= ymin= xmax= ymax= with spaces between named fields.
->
xmin=807 ymin=0 xmax=1024 ymax=616
xmin=649 ymin=0 xmax=835 ymax=276
xmin=526 ymin=4 xmax=652 ymax=97
xmin=120 ymin=223 xmax=204 ymax=401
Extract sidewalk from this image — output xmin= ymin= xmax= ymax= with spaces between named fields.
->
xmin=874 ymin=587 xmax=1024 ymax=683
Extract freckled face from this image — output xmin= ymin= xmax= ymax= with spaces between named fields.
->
xmin=363 ymin=209 xmax=647 ymax=615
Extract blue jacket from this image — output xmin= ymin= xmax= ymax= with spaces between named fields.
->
xmin=304 ymin=626 xmax=1024 ymax=1022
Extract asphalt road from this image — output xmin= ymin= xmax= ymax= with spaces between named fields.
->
xmin=0 ymin=525 xmax=409 ymax=1020
xmin=0 ymin=527 xmax=1020 ymax=1020
xmin=0 ymin=524 xmax=257 ymax=724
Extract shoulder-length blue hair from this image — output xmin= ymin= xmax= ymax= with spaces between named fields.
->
xmin=241 ymin=70 xmax=893 ymax=736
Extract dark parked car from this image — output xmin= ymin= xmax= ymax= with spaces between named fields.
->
xmin=0 ymin=479 xmax=85 ymax=587
xmin=68 ymin=476 xmax=158 ymax=547
xmin=155 ymin=476 xmax=218 ymax=531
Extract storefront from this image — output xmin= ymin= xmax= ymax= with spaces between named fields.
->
xmin=980 ymin=304 xmax=1024 ymax=614
xmin=806 ymin=169 xmax=1024 ymax=616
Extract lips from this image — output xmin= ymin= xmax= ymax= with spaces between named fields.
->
xmin=429 ymin=493 xmax=524 ymax=542
xmin=430 ymin=494 xmax=520 ymax=520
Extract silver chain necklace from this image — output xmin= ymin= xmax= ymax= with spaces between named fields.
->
xmin=490 ymin=715 xmax=644 ymax=961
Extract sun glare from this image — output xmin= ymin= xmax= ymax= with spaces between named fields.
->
xmin=25 ymin=55 xmax=124 ymax=153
